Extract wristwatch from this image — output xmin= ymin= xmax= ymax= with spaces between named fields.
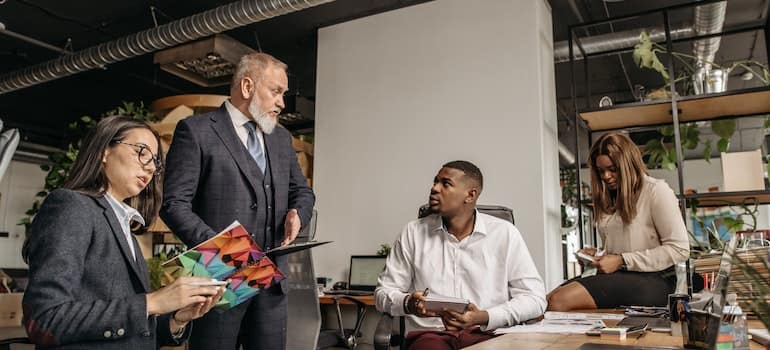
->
xmin=619 ymin=255 xmax=628 ymax=271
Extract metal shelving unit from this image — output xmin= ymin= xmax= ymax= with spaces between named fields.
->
xmin=568 ymin=0 xmax=770 ymax=295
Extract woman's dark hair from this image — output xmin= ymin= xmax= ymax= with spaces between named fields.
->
xmin=64 ymin=115 xmax=163 ymax=233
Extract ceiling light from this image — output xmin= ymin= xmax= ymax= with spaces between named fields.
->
xmin=154 ymin=34 xmax=255 ymax=87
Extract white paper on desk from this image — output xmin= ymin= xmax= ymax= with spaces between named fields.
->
xmin=749 ymin=328 xmax=770 ymax=345
xmin=545 ymin=311 xmax=625 ymax=321
xmin=494 ymin=319 xmax=606 ymax=335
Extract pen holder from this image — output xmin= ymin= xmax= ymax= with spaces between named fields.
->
xmin=683 ymin=309 xmax=720 ymax=349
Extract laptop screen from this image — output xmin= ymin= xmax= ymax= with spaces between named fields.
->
xmin=348 ymin=255 xmax=387 ymax=291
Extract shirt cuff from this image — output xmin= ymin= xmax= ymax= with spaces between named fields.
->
xmin=482 ymin=306 xmax=507 ymax=331
xmin=620 ymin=252 xmax=631 ymax=271
xmin=392 ymin=293 xmax=410 ymax=316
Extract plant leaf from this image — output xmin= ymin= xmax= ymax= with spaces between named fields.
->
xmin=633 ymin=31 xmax=669 ymax=80
xmin=703 ymin=139 xmax=712 ymax=163
xmin=660 ymin=125 xmax=674 ymax=137
xmin=711 ymin=119 xmax=736 ymax=139
xmin=717 ymin=138 xmax=730 ymax=153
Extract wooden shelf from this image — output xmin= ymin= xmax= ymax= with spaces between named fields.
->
xmin=683 ymin=190 xmax=770 ymax=207
xmin=579 ymin=86 xmax=770 ymax=131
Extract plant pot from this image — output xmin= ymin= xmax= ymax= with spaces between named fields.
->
xmin=693 ymin=68 xmax=729 ymax=95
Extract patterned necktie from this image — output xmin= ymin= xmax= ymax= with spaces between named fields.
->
xmin=244 ymin=121 xmax=266 ymax=173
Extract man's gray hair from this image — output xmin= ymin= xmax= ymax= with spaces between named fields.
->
xmin=232 ymin=52 xmax=288 ymax=86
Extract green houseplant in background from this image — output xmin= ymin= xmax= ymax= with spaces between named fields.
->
xmin=376 ymin=244 xmax=391 ymax=257
xmin=633 ymin=31 xmax=770 ymax=171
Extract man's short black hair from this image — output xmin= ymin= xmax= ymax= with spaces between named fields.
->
xmin=442 ymin=160 xmax=483 ymax=190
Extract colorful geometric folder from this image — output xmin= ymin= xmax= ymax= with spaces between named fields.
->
xmin=162 ymin=221 xmax=286 ymax=309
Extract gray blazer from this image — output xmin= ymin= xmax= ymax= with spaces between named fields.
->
xmin=160 ymin=105 xmax=315 ymax=292
xmin=23 ymin=189 xmax=188 ymax=349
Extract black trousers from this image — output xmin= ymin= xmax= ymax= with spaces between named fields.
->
xmin=188 ymin=284 xmax=287 ymax=350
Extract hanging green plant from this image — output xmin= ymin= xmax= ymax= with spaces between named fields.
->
xmin=711 ymin=119 xmax=737 ymax=153
xmin=632 ymin=31 xmax=669 ymax=82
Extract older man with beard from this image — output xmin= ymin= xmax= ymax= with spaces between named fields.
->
xmin=161 ymin=52 xmax=315 ymax=350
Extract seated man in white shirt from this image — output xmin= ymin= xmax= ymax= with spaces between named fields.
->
xmin=375 ymin=160 xmax=547 ymax=350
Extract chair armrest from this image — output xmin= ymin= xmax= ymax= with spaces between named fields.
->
xmin=374 ymin=313 xmax=395 ymax=350
xmin=0 ymin=337 xmax=32 ymax=347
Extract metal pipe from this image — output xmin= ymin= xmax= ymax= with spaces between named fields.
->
xmin=0 ymin=22 xmax=72 ymax=55
xmin=554 ymin=2 xmax=727 ymax=64
xmin=693 ymin=1 xmax=727 ymax=70
xmin=0 ymin=0 xmax=334 ymax=94
xmin=554 ymin=25 xmax=694 ymax=63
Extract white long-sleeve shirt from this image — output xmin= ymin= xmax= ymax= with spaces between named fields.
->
xmin=375 ymin=211 xmax=547 ymax=331
xmin=598 ymin=175 xmax=689 ymax=272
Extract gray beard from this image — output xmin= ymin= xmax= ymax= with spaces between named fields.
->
xmin=248 ymin=98 xmax=277 ymax=134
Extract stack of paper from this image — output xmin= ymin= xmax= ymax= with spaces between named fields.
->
xmin=493 ymin=312 xmax=614 ymax=335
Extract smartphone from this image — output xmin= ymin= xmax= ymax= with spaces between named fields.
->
xmin=625 ymin=323 xmax=648 ymax=335
xmin=575 ymin=251 xmax=596 ymax=265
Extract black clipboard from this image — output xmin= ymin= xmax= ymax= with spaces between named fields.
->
xmin=265 ymin=241 xmax=332 ymax=257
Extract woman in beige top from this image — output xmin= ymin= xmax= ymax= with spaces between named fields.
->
xmin=546 ymin=132 xmax=689 ymax=311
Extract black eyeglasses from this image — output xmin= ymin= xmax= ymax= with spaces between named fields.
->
xmin=113 ymin=140 xmax=163 ymax=175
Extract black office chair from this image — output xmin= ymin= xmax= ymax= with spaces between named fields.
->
xmin=0 ymin=338 xmax=32 ymax=350
xmin=373 ymin=205 xmax=515 ymax=350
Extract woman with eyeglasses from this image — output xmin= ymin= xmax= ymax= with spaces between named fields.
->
xmin=22 ymin=116 xmax=224 ymax=349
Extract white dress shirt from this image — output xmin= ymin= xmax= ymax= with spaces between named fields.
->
xmin=225 ymin=100 xmax=265 ymax=151
xmin=375 ymin=211 xmax=547 ymax=331
xmin=104 ymin=193 xmax=145 ymax=261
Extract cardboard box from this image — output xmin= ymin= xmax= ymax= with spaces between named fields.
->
xmin=722 ymin=149 xmax=765 ymax=192
xmin=0 ymin=293 xmax=24 ymax=327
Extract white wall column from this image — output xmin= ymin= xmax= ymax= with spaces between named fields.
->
xmin=313 ymin=0 xmax=562 ymax=290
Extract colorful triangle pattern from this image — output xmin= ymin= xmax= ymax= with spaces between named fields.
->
xmin=162 ymin=221 xmax=286 ymax=309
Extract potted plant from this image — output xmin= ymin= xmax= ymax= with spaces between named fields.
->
xmin=632 ymin=31 xmax=770 ymax=172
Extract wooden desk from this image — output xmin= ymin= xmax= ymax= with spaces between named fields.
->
xmin=318 ymin=294 xmax=375 ymax=306
xmin=464 ymin=320 xmax=767 ymax=350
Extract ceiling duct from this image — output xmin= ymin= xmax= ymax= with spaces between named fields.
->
xmin=692 ymin=2 xmax=727 ymax=71
xmin=153 ymin=34 xmax=255 ymax=87
xmin=0 ymin=0 xmax=334 ymax=95
xmin=554 ymin=1 xmax=728 ymax=64
xmin=553 ymin=24 xmax=694 ymax=63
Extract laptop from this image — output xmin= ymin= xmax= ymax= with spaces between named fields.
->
xmin=324 ymin=255 xmax=387 ymax=296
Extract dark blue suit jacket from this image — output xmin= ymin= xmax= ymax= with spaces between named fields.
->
xmin=23 ymin=189 xmax=188 ymax=349
xmin=160 ymin=105 xmax=315 ymax=292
